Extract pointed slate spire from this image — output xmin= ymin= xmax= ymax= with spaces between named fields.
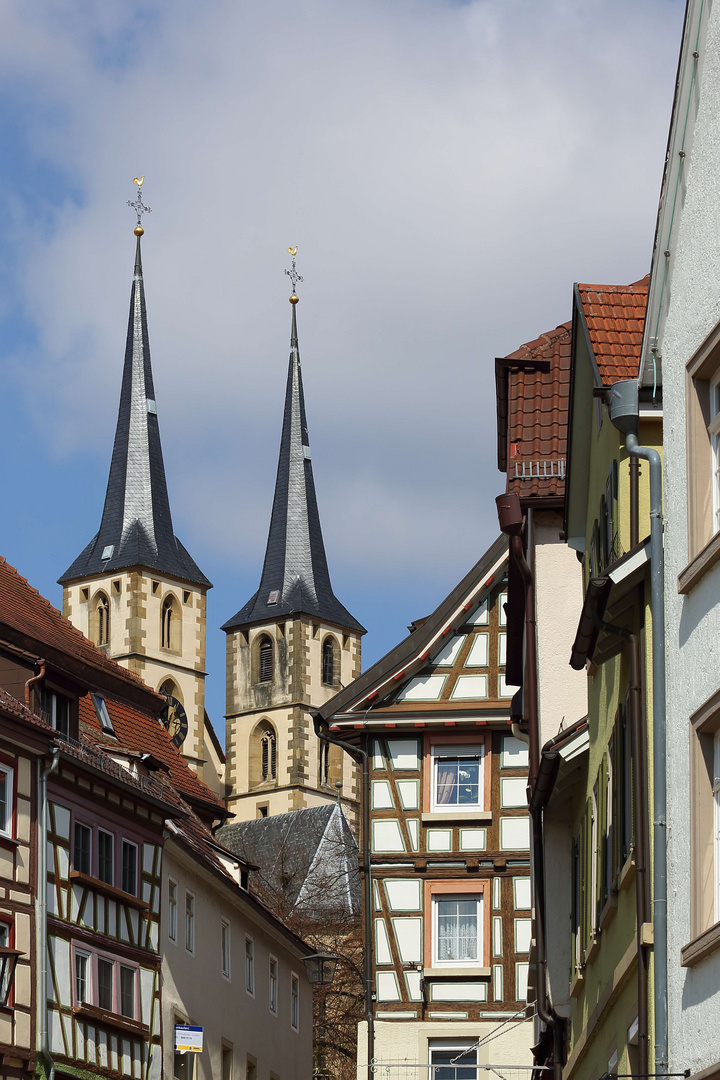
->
xmin=60 ymin=234 xmax=210 ymax=588
xmin=222 ymin=299 xmax=363 ymax=633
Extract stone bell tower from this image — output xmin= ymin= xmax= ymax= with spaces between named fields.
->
xmin=222 ymin=260 xmax=364 ymax=822
xmin=59 ymin=188 xmax=215 ymax=783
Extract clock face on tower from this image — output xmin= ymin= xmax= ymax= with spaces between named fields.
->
xmin=161 ymin=696 xmax=188 ymax=748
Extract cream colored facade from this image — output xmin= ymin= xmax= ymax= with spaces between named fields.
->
xmin=63 ymin=570 xmax=210 ymax=777
xmin=225 ymin=617 xmax=361 ymax=821
xmin=162 ymin=839 xmax=313 ymax=1080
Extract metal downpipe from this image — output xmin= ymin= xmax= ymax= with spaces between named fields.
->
xmin=625 ymin=432 xmax=667 ymax=1076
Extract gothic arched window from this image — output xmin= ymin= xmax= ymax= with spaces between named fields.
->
xmin=94 ymin=592 xmax=110 ymax=647
xmin=250 ymin=720 xmax=277 ymax=788
xmin=261 ymin=731 xmax=277 ymax=781
xmin=161 ymin=595 xmax=181 ymax=651
xmin=258 ymin=636 xmax=273 ymax=683
xmin=322 ymin=636 xmax=338 ymax=687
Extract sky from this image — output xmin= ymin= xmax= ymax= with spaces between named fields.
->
xmin=0 ymin=0 xmax=685 ymax=740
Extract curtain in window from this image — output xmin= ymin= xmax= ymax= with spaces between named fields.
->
xmin=436 ymin=766 xmax=456 ymax=805
xmin=437 ymin=899 xmax=478 ymax=961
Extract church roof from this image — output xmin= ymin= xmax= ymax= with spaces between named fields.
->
xmin=222 ymin=303 xmax=364 ymax=634
xmin=59 ymin=236 xmax=211 ymax=589
xmin=218 ymin=803 xmax=360 ymax=917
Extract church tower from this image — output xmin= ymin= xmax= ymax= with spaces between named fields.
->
xmin=60 ymin=189 xmax=214 ymax=780
xmin=222 ymin=264 xmax=365 ymax=822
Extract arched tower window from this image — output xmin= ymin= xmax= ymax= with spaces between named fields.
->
xmin=161 ymin=595 xmax=181 ymax=652
xmin=93 ymin=592 xmax=110 ymax=647
xmin=250 ymin=720 xmax=277 ymax=788
xmin=261 ymin=731 xmax=277 ymax=781
xmin=258 ymin=636 xmax=273 ymax=683
xmin=159 ymin=679 xmax=180 ymax=702
xmin=322 ymin=636 xmax=339 ymax=687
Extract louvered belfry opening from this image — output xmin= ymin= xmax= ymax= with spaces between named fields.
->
xmin=258 ymin=636 xmax=273 ymax=682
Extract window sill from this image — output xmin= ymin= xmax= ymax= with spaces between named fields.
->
xmin=423 ymin=967 xmax=491 ymax=979
xmin=569 ymin=969 xmax=584 ymax=998
xmin=678 ymin=532 xmax=720 ymax=594
xmin=584 ymin=934 xmax=601 ymax=965
xmin=73 ymin=1004 xmax=148 ymax=1037
xmin=422 ymin=811 xmax=492 ymax=824
xmin=0 ymin=835 xmax=20 ymax=851
xmin=68 ymin=871 xmax=149 ymax=911
xmin=681 ymin=921 xmax=720 ymax=968
xmin=599 ymin=892 xmax=618 ymax=931
xmin=618 ymin=854 xmax=635 ymax=891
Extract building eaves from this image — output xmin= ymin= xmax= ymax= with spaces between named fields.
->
xmin=316 ymin=534 xmax=508 ymax=722
xmin=576 ymin=277 xmax=649 ymax=386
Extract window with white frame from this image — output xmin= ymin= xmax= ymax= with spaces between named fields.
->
xmin=245 ymin=937 xmax=254 ymax=994
xmin=122 ymin=840 xmax=138 ymax=896
xmin=168 ymin=881 xmax=177 ymax=941
xmin=185 ymin=892 xmax=195 ymax=953
xmin=269 ymin=956 xmax=278 ymax=1014
xmin=0 ymin=766 xmax=13 ymax=837
xmin=431 ymin=745 xmax=484 ymax=811
xmin=290 ymin=972 xmax=299 ymax=1030
xmin=75 ymin=949 xmax=138 ymax=1018
xmin=429 ymin=1041 xmax=478 ymax=1080
xmin=0 ymin=922 xmax=13 ymax=1006
xmin=221 ymin=921 xmax=231 ymax=978
xmin=74 ymin=950 xmax=90 ymax=1004
xmin=432 ymin=894 xmax=483 ymax=966
xmin=41 ymin=688 xmax=71 ymax=738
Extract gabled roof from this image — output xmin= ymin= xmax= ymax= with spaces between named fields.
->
xmin=222 ymin=303 xmax=364 ymax=635
xmin=0 ymin=556 xmax=162 ymax=710
xmin=60 ymin=236 xmax=210 ymax=589
xmin=496 ymin=321 xmax=572 ymax=502
xmin=79 ymin=695 xmax=226 ymax=818
xmin=575 ymin=277 xmax=649 ymax=386
xmin=316 ymin=534 xmax=509 ymax=726
xmin=218 ymin=803 xmax=360 ymax=917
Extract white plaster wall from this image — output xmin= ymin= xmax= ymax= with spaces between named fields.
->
xmin=657 ymin=4 xmax=720 ymax=1074
xmin=533 ymin=511 xmax=587 ymax=746
xmin=162 ymin=848 xmax=313 ymax=1080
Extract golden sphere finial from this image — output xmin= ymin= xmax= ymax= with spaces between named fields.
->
xmin=134 ymin=225 xmax=144 ymax=237
xmin=289 ymin=293 xmax=299 ymax=305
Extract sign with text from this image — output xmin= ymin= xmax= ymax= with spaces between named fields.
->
xmin=175 ymin=1026 xmax=204 ymax=1053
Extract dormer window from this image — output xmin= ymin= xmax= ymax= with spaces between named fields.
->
xmin=41 ymin=688 xmax=71 ymax=739
xmin=258 ymin=636 xmax=273 ymax=683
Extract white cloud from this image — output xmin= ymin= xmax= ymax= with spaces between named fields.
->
xmin=0 ymin=0 xmax=683 ymax=591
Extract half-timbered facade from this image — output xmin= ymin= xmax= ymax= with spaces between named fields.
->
xmin=44 ymin=737 xmax=175 ymax=1080
xmin=316 ymin=536 xmax=534 ymax=1076
xmin=0 ymin=689 xmax=55 ymax=1080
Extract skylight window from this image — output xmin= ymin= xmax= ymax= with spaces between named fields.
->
xmin=101 ymin=545 xmax=114 ymax=561
xmin=91 ymin=693 xmax=116 ymax=737
xmin=267 ymin=590 xmax=280 ymax=605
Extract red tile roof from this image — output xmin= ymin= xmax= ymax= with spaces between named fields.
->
xmin=499 ymin=322 xmax=571 ymax=501
xmin=577 ymin=276 xmax=649 ymax=385
xmin=0 ymin=686 xmax=53 ymax=731
xmin=0 ymin=557 xmax=159 ymax=705
xmin=80 ymin=695 xmax=225 ymax=815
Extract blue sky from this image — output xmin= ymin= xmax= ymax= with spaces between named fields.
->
xmin=0 ymin=0 xmax=685 ymax=738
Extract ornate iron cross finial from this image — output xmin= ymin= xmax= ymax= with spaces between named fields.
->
xmin=285 ymin=246 xmax=304 ymax=294
xmin=128 ymin=176 xmax=152 ymax=231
